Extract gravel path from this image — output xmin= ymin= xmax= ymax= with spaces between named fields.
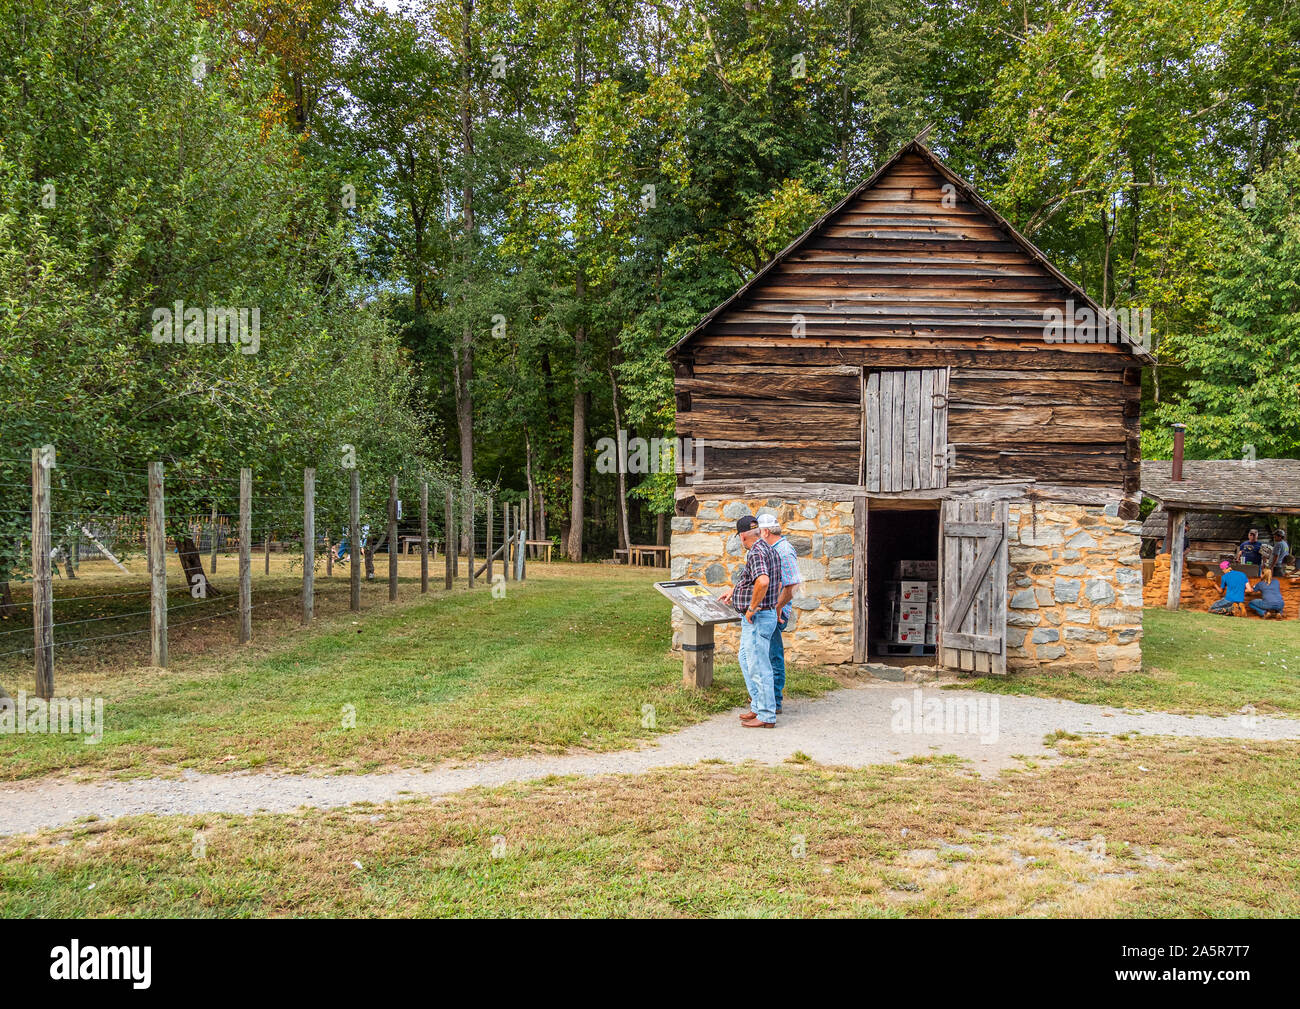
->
xmin=2 ymin=683 xmax=1297 ymax=838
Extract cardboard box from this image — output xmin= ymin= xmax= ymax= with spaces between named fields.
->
xmin=924 ymin=622 xmax=937 ymax=645
xmin=894 ymin=623 xmax=922 ymax=644
xmin=894 ymin=559 xmax=938 ymax=580
xmin=900 ymin=580 xmax=928 ymax=604
xmin=899 ymin=604 xmax=926 ymax=626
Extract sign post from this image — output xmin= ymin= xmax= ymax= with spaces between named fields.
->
xmin=654 ymin=580 xmax=741 ymax=689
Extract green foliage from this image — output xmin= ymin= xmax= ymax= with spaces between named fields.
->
xmin=1151 ymin=150 xmax=1300 ymax=459
xmin=6 ymin=0 xmax=1300 ymax=570
xmin=0 ymin=0 xmax=449 ymax=579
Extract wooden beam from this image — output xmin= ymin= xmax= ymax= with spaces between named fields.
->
xmin=420 ymin=480 xmax=429 ymax=594
xmin=388 ymin=475 xmax=398 ymax=602
xmin=444 ymin=487 xmax=454 ymax=591
xmin=485 ymin=495 xmax=494 ymax=584
xmin=302 ymin=468 xmax=314 ymax=626
xmin=148 ymin=461 xmax=167 ymax=668
xmin=31 ymin=448 xmax=53 ymax=698
xmin=466 ymin=487 xmax=475 ymax=589
xmin=209 ymin=504 xmax=218 ymax=574
xmin=239 ymin=468 xmax=252 ymax=641
xmin=852 ymin=497 xmax=867 ymax=663
xmin=680 ymin=621 xmax=714 ymax=689
xmin=349 ymin=470 xmax=360 ymax=612
xmin=1166 ymin=510 xmax=1187 ymax=611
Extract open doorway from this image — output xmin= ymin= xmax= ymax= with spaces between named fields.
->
xmin=866 ymin=504 xmax=940 ymax=663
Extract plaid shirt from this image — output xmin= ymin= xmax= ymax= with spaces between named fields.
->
xmin=733 ymin=537 xmax=782 ymax=612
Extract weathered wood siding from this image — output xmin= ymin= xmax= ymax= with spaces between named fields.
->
xmin=673 ymin=150 xmax=1141 ymax=492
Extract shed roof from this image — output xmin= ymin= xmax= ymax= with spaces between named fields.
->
xmin=1140 ymin=510 xmax=1277 ymax=541
xmin=667 ymin=139 xmax=1155 ymax=364
xmin=1141 ymin=459 xmax=1300 ymax=515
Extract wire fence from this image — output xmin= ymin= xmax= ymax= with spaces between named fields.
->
xmin=0 ymin=449 xmax=553 ymax=698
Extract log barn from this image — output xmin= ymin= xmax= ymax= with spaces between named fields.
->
xmin=667 ymin=141 xmax=1150 ymax=673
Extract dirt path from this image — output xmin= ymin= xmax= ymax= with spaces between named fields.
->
xmin=2 ymin=683 xmax=1296 ymax=837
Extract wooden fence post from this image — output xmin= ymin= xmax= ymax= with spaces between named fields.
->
xmin=388 ymin=475 xmax=398 ymax=602
xmin=420 ymin=479 xmax=429 ymax=594
xmin=503 ymin=501 xmax=512 ymax=581
xmin=209 ymin=504 xmax=218 ymax=574
xmin=148 ymin=461 xmax=168 ymax=667
xmin=516 ymin=504 xmax=526 ymax=581
xmin=325 ymin=531 xmax=332 ymax=578
xmin=444 ymin=486 xmax=454 ymax=590
xmin=467 ymin=488 xmax=475 ymax=589
xmin=515 ymin=529 xmax=525 ymax=582
xmin=486 ymin=495 xmax=494 ymax=583
xmin=239 ymin=468 xmax=252 ymax=643
xmin=303 ymin=468 xmax=315 ymax=625
xmin=31 ymin=448 xmax=53 ymax=698
xmin=264 ymin=529 xmax=271 ymax=575
xmin=349 ymin=469 xmax=360 ymax=612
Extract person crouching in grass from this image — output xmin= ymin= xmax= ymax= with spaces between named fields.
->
xmin=1248 ymin=567 xmax=1286 ymax=619
xmin=1209 ymin=560 xmax=1248 ymax=615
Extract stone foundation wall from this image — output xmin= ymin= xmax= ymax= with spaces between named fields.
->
xmin=1005 ymin=502 xmax=1144 ymax=672
xmin=668 ymin=497 xmax=855 ymax=664
xmin=669 ymin=495 xmax=1145 ymax=672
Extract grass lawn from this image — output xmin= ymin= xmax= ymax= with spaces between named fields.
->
xmin=0 ymin=564 xmax=836 ymax=781
xmin=2 ymin=735 xmax=1294 ymax=918
xmin=964 ymin=607 xmax=1300 ymax=715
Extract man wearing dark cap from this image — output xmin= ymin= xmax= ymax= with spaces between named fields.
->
xmin=718 ymin=514 xmax=782 ymax=728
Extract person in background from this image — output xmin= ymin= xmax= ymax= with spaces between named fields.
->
xmin=1248 ymin=567 xmax=1285 ymax=618
xmin=1272 ymin=528 xmax=1291 ymax=574
xmin=1209 ymin=560 xmax=1249 ymax=615
xmin=718 ymin=515 xmax=782 ymax=728
xmin=758 ymin=513 xmax=802 ymax=716
xmin=1238 ymin=528 xmax=1262 ymax=566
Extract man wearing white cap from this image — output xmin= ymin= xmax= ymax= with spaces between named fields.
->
xmin=758 ymin=513 xmax=801 ymax=714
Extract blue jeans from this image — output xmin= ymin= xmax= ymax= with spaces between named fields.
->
xmin=769 ymin=614 xmax=789 ymax=710
xmin=1249 ymin=599 xmax=1283 ymax=617
xmin=738 ymin=608 xmax=778 ymax=722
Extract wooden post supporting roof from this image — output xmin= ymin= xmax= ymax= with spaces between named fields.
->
xmin=1166 ymin=509 xmax=1187 ymax=611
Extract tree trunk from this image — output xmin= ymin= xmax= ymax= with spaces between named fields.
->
xmin=455 ymin=0 xmax=476 ymax=555
xmin=0 ymin=580 xmax=15 ymax=617
xmin=364 ymin=530 xmax=388 ymax=582
xmin=567 ymin=272 xmax=586 ymax=562
xmin=656 ymin=512 xmax=665 ymax=546
xmin=609 ymin=363 xmax=631 ymax=554
xmin=176 ymin=536 xmax=218 ymax=595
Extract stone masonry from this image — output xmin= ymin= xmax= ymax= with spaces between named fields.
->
xmin=669 ymin=495 xmax=1144 ymax=672
xmin=669 ymin=497 xmax=856 ymax=664
xmin=1004 ymin=502 xmax=1143 ymax=673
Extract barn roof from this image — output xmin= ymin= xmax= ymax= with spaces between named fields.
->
xmin=668 ymin=139 xmax=1156 ymax=364
xmin=1141 ymin=459 xmax=1300 ymax=515
xmin=1140 ymin=509 xmax=1276 ymax=541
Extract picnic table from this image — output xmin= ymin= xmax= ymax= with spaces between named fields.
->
xmin=525 ymin=539 xmax=553 ymax=562
xmin=399 ymin=535 xmax=439 ymax=555
xmin=630 ymin=544 xmax=669 ymax=568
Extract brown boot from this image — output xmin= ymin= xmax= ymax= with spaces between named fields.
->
xmin=740 ymin=717 xmax=775 ymax=729
xmin=739 ymin=710 xmax=756 ymax=720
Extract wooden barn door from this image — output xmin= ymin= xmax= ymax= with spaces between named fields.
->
xmin=939 ymin=499 xmax=1008 ymax=675
xmin=861 ymin=368 xmax=949 ymax=491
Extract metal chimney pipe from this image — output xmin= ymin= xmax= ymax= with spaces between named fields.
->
xmin=1172 ymin=423 xmax=1186 ymax=482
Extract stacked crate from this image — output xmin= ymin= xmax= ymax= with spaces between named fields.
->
xmin=884 ymin=560 xmax=938 ymax=649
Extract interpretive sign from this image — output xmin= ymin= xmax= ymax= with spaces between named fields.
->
xmin=653 ymin=580 xmax=741 ymax=626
